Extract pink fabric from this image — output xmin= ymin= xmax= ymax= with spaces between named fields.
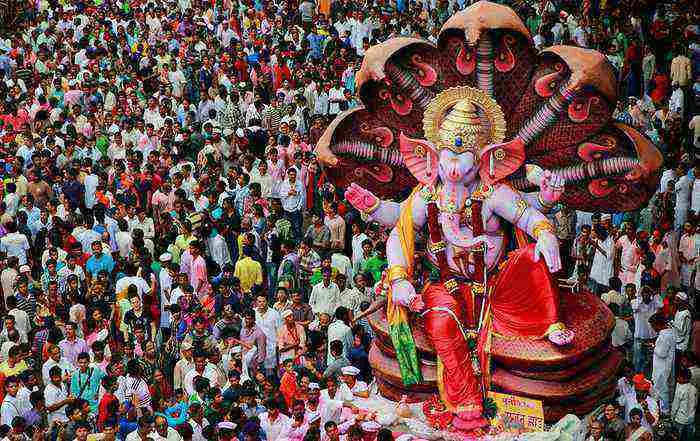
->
xmin=190 ymin=255 xmax=211 ymax=297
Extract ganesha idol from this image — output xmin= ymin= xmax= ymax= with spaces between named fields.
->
xmin=315 ymin=1 xmax=663 ymax=428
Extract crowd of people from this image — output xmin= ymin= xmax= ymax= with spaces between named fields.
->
xmin=0 ymin=0 xmax=693 ymax=439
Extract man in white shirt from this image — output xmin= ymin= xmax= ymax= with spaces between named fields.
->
xmin=341 ymin=366 xmax=369 ymax=399
xmin=279 ymin=168 xmax=304 ymax=239
xmin=589 ymin=215 xmax=614 ymax=293
xmin=125 ymin=415 xmax=160 ymax=441
xmin=672 ymin=367 xmax=698 ymax=440
xmin=651 ymin=312 xmax=677 ymax=413
xmin=254 ymin=294 xmax=282 ymax=377
xmin=327 ymin=80 xmax=346 ymax=117
xmin=326 ymin=307 xmax=353 ymax=365
xmin=675 ymin=167 xmax=693 ymax=232
xmin=0 ymin=222 xmax=30 ymax=265
xmin=631 ymin=286 xmax=662 ymax=374
xmin=259 ymin=398 xmax=292 ymax=440
xmin=183 ymin=351 xmax=221 ymax=397
xmin=115 ymin=262 xmax=152 ymax=300
xmin=0 ymin=375 xmax=22 ymax=426
xmin=618 ymin=374 xmax=659 ymax=429
xmin=42 ymin=344 xmax=74 ymax=385
xmin=187 ymin=402 xmax=209 ymax=441
xmin=155 ymin=414 xmax=183 ymax=441
xmin=83 ymin=162 xmax=99 ymax=210
xmin=309 ymin=268 xmax=341 ymax=317
xmin=43 ymin=366 xmax=72 ymax=427
xmin=679 ymin=222 xmax=698 ymax=290
xmin=670 ymin=83 xmax=685 ymax=116
xmin=674 ymin=292 xmax=692 ymax=352
xmin=609 ymin=304 xmax=632 ymax=349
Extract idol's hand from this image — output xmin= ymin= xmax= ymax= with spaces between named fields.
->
xmin=534 ymin=231 xmax=562 ymax=273
xmin=346 ymin=183 xmax=379 ymax=213
xmin=392 ymin=278 xmax=423 ymax=311
xmin=539 ymin=169 xmax=565 ymax=205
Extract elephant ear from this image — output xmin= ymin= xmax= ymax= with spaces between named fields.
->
xmin=479 ymin=138 xmax=526 ymax=186
xmin=398 ymin=132 xmax=439 ymax=186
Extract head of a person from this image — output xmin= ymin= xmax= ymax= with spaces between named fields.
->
xmin=243 ymin=308 xmax=256 ymax=328
xmin=77 ymin=352 xmax=90 ymax=372
xmin=255 ymin=293 xmax=268 ymax=311
xmin=138 ymin=415 xmax=154 ymax=436
xmin=648 ymin=312 xmax=666 ymax=333
xmin=322 ymin=268 xmax=332 ymax=285
xmin=194 ymin=350 xmax=208 ymax=372
xmin=629 ymin=408 xmax=643 ymax=427
xmin=4 ymin=375 xmax=18 ymax=396
xmin=48 ymin=344 xmax=61 ymax=362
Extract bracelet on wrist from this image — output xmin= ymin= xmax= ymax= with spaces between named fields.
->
xmin=532 ymin=220 xmax=555 ymax=240
xmin=360 ymin=197 xmax=380 ymax=215
xmin=537 ymin=193 xmax=555 ymax=209
xmin=387 ymin=265 xmax=408 ymax=283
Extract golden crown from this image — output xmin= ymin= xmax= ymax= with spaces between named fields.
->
xmin=423 ymin=86 xmax=506 ymax=155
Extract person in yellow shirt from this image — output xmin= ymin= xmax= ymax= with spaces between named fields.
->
xmin=0 ymin=345 xmax=28 ymax=377
xmin=234 ymin=246 xmax=263 ymax=294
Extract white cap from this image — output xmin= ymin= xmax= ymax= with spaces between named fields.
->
xmin=281 ymin=309 xmax=293 ymax=318
xmin=217 ymin=421 xmax=237 ymax=430
xmin=19 ymin=265 xmax=30 ymax=273
xmin=341 ymin=366 xmax=360 ymax=376
xmin=677 ymin=292 xmax=688 ymax=301
xmin=159 ymin=253 xmax=172 ymax=262
xmin=308 ymin=382 xmax=320 ymax=390
xmin=361 ymin=421 xmax=382 ymax=432
xmin=235 ymin=128 xmax=245 ymax=138
xmin=601 ymin=214 xmax=612 ymax=221
xmin=223 ymin=128 xmax=234 ymax=137
xmin=231 ymin=345 xmax=243 ymax=354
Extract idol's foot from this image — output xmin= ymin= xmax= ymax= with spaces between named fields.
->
xmin=452 ymin=409 xmax=489 ymax=432
xmin=548 ymin=329 xmax=575 ymax=346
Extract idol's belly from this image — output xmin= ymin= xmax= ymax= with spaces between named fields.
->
xmin=427 ymin=227 xmax=505 ymax=278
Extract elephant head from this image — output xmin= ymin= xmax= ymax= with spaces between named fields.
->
xmin=399 ymin=87 xmax=526 ymax=247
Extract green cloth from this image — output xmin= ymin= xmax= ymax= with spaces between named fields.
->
xmin=526 ymin=16 xmax=541 ymax=35
xmin=389 ymin=321 xmax=422 ymax=386
xmin=362 ymin=256 xmax=388 ymax=284
xmin=95 ymin=135 xmax=109 ymax=156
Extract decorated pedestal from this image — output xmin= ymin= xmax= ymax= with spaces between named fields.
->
xmin=368 ymin=287 xmax=622 ymax=422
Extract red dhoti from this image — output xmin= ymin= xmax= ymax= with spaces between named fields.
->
xmin=489 ymin=243 xmax=561 ymax=338
xmin=422 ymin=281 xmax=486 ymax=430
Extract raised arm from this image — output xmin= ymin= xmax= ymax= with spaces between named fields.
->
xmin=345 ymin=183 xmax=404 ymax=228
xmin=521 ymin=167 xmax=565 ymax=213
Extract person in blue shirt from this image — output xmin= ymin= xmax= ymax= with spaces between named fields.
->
xmin=306 ymin=28 xmax=326 ymax=61
xmin=85 ymin=240 xmax=115 ymax=280
xmin=70 ymin=352 xmax=105 ymax=414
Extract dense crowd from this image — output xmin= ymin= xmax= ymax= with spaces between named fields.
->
xmin=0 ymin=0 xmax=693 ymax=439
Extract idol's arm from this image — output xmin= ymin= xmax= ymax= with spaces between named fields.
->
xmin=523 ymin=191 xmax=554 ymax=214
xmin=386 ymin=195 xmax=428 ymax=310
xmin=345 ymin=182 xmax=403 ymax=228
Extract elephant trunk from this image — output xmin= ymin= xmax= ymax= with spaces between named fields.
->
xmin=440 ymin=211 xmax=482 ymax=249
